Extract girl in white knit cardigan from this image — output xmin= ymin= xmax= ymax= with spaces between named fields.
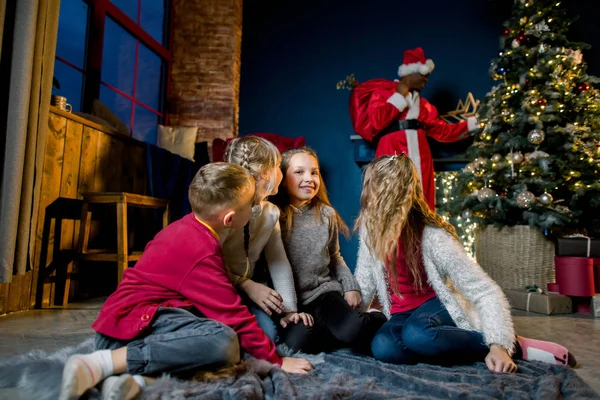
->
xmin=221 ymin=137 xmax=312 ymax=343
xmin=355 ymin=155 xmax=575 ymax=373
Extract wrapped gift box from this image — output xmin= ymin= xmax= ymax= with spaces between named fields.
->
xmin=504 ymin=289 xmax=572 ymax=315
xmin=555 ymin=256 xmax=596 ymax=297
xmin=555 ymin=237 xmax=600 ymax=257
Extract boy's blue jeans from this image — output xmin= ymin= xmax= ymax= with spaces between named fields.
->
xmin=371 ymin=297 xmax=490 ymax=365
xmin=96 ymin=307 xmax=240 ymax=375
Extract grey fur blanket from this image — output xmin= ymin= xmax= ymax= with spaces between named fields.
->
xmin=0 ymin=338 xmax=598 ymax=399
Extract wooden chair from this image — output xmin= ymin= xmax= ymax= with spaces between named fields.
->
xmin=77 ymin=192 xmax=170 ymax=285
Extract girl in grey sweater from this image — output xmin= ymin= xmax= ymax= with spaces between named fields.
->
xmin=355 ymin=155 xmax=575 ymax=372
xmin=273 ymin=148 xmax=386 ymax=354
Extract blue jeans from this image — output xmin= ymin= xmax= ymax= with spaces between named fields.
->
xmin=96 ymin=307 xmax=240 ymax=375
xmin=371 ymin=297 xmax=489 ymax=365
xmin=246 ymin=300 xmax=279 ymax=344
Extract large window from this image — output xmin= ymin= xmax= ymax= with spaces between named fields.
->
xmin=53 ymin=0 xmax=171 ymax=144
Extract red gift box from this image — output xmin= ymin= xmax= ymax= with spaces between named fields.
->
xmin=555 ymin=256 xmax=595 ymax=297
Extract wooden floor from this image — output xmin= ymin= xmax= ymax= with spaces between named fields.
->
xmin=0 ymin=299 xmax=598 ymax=397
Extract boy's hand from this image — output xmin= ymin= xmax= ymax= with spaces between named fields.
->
xmin=240 ymin=280 xmax=283 ymax=316
xmin=281 ymin=357 xmax=313 ymax=374
xmin=280 ymin=312 xmax=314 ymax=328
xmin=486 ymin=344 xmax=518 ymax=373
xmin=344 ymin=290 xmax=362 ymax=309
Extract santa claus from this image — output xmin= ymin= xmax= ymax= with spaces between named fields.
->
xmin=351 ymin=47 xmax=478 ymax=209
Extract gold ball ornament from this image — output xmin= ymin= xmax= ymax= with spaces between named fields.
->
xmin=510 ymin=152 xmax=524 ymax=164
xmin=527 ymin=129 xmax=545 ymax=145
xmin=492 ymin=153 xmax=503 ymax=163
xmin=516 ymin=191 xmax=535 ymax=208
xmin=477 ymin=188 xmax=497 ymax=202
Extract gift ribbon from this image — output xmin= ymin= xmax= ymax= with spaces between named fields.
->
xmin=563 ymin=234 xmax=591 ymax=257
xmin=525 ymin=285 xmax=542 ymax=312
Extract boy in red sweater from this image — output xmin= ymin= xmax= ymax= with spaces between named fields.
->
xmin=59 ymin=163 xmax=312 ymax=400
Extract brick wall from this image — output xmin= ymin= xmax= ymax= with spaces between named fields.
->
xmin=169 ymin=0 xmax=243 ymax=145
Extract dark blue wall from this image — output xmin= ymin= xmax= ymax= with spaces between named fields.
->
xmin=239 ymin=0 xmax=599 ymax=269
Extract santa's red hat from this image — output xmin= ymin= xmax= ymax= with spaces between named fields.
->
xmin=398 ymin=47 xmax=435 ymax=77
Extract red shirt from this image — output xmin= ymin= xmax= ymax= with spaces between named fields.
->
xmin=92 ymin=213 xmax=281 ymax=365
xmin=389 ymin=238 xmax=436 ymax=314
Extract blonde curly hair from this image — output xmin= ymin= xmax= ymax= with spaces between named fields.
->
xmin=355 ymin=155 xmax=458 ymax=293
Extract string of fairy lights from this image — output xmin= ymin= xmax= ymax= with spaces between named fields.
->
xmin=436 ymin=172 xmax=477 ymax=257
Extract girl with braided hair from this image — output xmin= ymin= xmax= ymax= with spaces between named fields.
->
xmin=355 ymin=154 xmax=576 ymax=372
xmin=221 ymin=136 xmax=312 ymax=344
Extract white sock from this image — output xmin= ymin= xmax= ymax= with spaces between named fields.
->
xmin=58 ymin=350 xmax=115 ymax=400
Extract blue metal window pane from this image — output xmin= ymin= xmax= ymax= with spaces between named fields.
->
xmin=53 ymin=61 xmax=84 ymax=112
xmin=110 ymin=0 xmax=138 ymax=23
xmin=140 ymin=0 xmax=167 ymax=45
xmin=136 ymin=43 xmax=163 ymax=111
xmin=101 ymin=18 xmax=136 ymax=96
xmin=133 ymin=105 xmax=159 ymax=144
xmin=99 ymin=85 xmax=132 ymax=132
xmin=56 ymin=0 xmax=88 ymax=69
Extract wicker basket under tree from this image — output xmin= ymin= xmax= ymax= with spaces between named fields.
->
xmin=474 ymin=225 xmax=555 ymax=290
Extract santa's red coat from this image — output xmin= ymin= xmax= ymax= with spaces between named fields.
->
xmin=354 ymin=82 xmax=476 ymax=209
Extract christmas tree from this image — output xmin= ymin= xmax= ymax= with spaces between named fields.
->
xmin=442 ymin=0 xmax=600 ymax=237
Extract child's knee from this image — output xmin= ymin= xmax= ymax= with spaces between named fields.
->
xmin=215 ymin=325 xmax=241 ymax=367
xmin=401 ymin=320 xmax=435 ymax=353
xmin=371 ymin=332 xmax=411 ymax=365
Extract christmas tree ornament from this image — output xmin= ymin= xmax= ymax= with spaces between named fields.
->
xmin=539 ymin=43 xmax=548 ymax=53
xmin=503 ymin=28 xmax=510 ymax=35
xmin=508 ymin=152 xmax=524 ymax=164
xmin=576 ymin=82 xmax=590 ymax=93
xmin=538 ymin=192 xmax=553 ymax=205
xmin=537 ymin=98 xmax=547 ymax=106
xmin=497 ymin=66 xmax=506 ymax=75
xmin=520 ymin=16 xmax=528 ymax=25
xmin=474 ymin=157 xmax=487 ymax=167
xmin=516 ymin=190 xmax=535 ymax=208
xmin=501 ymin=109 xmax=510 ymax=117
xmin=527 ymin=129 xmax=545 ymax=145
xmin=478 ymin=187 xmax=496 ymax=202
xmin=463 ymin=163 xmax=476 ymax=173
xmin=492 ymin=153 xmax=503 ymax=163
xmin=512 ymin=39 xmax=520 ymax=49
xmin=516 ymin=33 xmax=526 ymax=42
xmin=462 ymin=209 xmax=473 ymax=219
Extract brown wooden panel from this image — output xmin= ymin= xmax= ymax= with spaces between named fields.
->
xmin=55 ymin=120 xmax=84 ymax=305
xmin=6 ymin=275 xmax=23 ymax=313
xmin=0 ymin=283 xmax=8 ymax=314
xmin=130 ymin=145 xmax=147 ymax=195
xmin=106 ymin=137 xmax=125 ymax=192
xmin=31 ymin=113 xmax=67 ymax=309
xmin=78 ymin=127 xmax=99 ymax=198
xmin=94 ymin=133 xmax=112 ymax=192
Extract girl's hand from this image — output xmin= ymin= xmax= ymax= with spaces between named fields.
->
xmin=344 ymin=290 xmax=362 ymax=309
xmin=280 ymin=312 xmax=314 ymax=328
xmin=281 ymin=357 xmax=313 ymax=374
xmin=485 ymin=344 xmax=518 ymax=373
xmin=240 ymin=280 xmax=284 ymax=316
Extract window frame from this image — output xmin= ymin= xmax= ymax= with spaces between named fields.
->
xmin=56 ymin=0 xmax=173 ymax=133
